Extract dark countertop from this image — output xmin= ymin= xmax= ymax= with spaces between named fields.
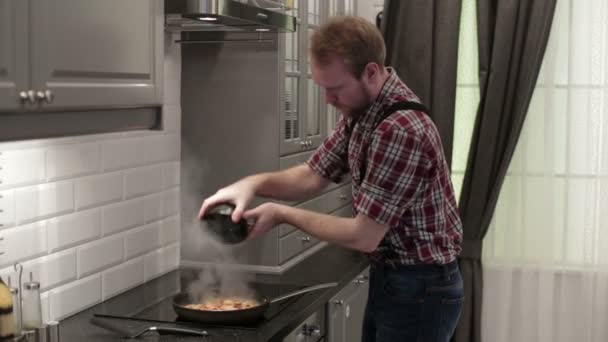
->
xmin=58 ymin=244 xmax=369 ymax=342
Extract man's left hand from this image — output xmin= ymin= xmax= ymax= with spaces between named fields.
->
xmin=243 ymin=203 xmax=285 ymax=239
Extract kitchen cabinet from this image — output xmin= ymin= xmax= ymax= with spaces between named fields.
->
xmin=0 ymin=0 xmax=163 ymax=112
xmin=279 ymin=0 xmax=327 ymax=156
xmin=283 ymin=308 xmax=326 ymax=342
xmin=327 ymin=268 xmax=369 ymax=342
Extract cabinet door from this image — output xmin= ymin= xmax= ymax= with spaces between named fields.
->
xmin=343 ymin=273 xmax=369 ymax=342
xmin=29 ymin=0 xmax=163 ymax=109
xmin=0 ymin=0 xmax=28 ymax=111
xmin=327 ymin=268 xmax=369 ymax=342
xmin=303 ymin=2 xmax=327 ymax=150
xmin=280 ymin=0 xmax=306 ymax=155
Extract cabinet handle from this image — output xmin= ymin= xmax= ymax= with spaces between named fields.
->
xmin=26 ymin=90 xmax=36 ymax=103
xmin=300 ymin=236 xmax=311 ymax=243
xmin=44 ymin=90 xmax=54 ymax=104
xmin=36 ymin=91 xmax=46 ymax=102
xmin=307 ymin=140 xmax=313 ymax=148
xmin=354 ymin=279 xmax=367 ymax=285
xmin=19 ymin=91 xmax=31 ymax=104
xmin=300 ymin=141 xmax=307 ymax=149
xmin=333 ymin=300 xmax=344 ymax=305
xmin=301 ymin=324 xmax=322 ymax=337
xmin=338 ymin=194 xmax=348 ymax=200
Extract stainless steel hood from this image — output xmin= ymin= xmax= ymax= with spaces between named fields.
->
xmin=165 ymin=0 xmax=297 ymax=33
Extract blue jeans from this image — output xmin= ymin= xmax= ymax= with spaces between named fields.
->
xmin=362 ymin=261 xmax=464 ymax=342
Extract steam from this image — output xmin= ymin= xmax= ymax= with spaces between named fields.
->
xmin=180 ymin=141 xmax=255 ymax=303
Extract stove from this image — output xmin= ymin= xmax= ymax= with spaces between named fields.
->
xmin=94 ymin=270 xmax=307 ymax=341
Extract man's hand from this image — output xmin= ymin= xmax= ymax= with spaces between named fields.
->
xmin=198 ymin=178 xmax=256 ymax=223
xmin=242 ymin=203 xmax=285 ymax=239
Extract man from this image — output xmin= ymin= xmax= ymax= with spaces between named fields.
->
xmin=199 ymin=16 xmax=463 ymax=342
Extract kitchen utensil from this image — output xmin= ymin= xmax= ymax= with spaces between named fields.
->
xmin=173 ymin=282 xmax=338 ymax=325
xmin=201 ymin=203 xmax=249 ymax=244
xmin=90 ymin=317 xmax=209 ymax=338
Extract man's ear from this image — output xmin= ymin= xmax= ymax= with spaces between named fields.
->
xmin=363 ymin=62 xmax=380 ymax=82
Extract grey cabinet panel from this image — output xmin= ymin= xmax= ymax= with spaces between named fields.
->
xmin=325 ymin=183 xmax=352 ymax=214
xmin=0 ymin=0 xmax=27 ymax=111
xmin=279 ymin=229 xmax=316 ymax=264
xmin=29 ymin=0 xmax=163 ymax=109
xmin=327 ymin=267 xmax=369 ymax=342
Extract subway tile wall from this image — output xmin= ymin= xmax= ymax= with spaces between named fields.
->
xmin=0 ymin=32 xmax=182 ymax=322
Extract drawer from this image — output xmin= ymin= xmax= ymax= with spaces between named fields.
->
xmin=279 ymin=195 xmax=326 ymax=236
xmin=325 ymin=183 xmax=352 ymax=213
xmin=279 ymin=230 xmax=315 ymax=263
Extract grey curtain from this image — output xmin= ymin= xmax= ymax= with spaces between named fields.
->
xmin=381 ymin=0 xmax=462 ymax=167
xmin=454 ymin=1 xmax=557 ymax=341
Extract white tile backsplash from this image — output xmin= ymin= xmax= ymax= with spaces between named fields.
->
xmin=161 ymin=187 xmax=180 ymax=218
xmin=0 ymin=149 xmax=46 ymax=189
xmin=15 ymin=181 xmax=74 ymax=224
xmin=101 ymin=197 xmax=146 ymax=236
xmin=160 ymin=215 xmax=180 ymax=246
xmin=125 ymin=222 xmax=160 ymax=259
xmin=22 ymin=249 xmax=77 ymax=292
xmin=49 ymin=274 xmax=102 ymax=320
xmin=0 ymin=32 xmax=181 ymax=323
xmin=47 ymin=209 xmax=101 ymax=253
xmin=0 ymin=221 xmax=47 ymax=268
xmin=124 ymin=165 xmax=163 ymax=199
xmin=102 ymin=257 xmax=145 ymax=300
xmin=75 ymin=172 xmax=123 ymax=210
xmin=161 ymin=161 xmax=180 ymax=190
xmin=47 ymin=143 xmax=100 ymax=181
xmin=101 ymin=137 xmax=144 ymax=172
xmin=0 ymin=189 xmax=15 ymax=230
xmin=77 ymin=235 xmax=124 ymax=278
xmin=143 ymin=193 xmax=163 ymax=223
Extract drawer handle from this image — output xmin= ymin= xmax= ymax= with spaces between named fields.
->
xmin=354 ymin=279 xmax=367 ymax=284
xmin=338 ymin=194 xmax=348 ymax=200
xmin=333 ymin=300 xmax=344 ymax=305
xmin=300 ymin=236 xmax=311 ymax=243
xmin=302 ymin=324 xmax=322 ymax=337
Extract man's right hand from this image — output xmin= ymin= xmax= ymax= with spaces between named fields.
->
xmin=198 ymin=178 xmax=256 ymax=223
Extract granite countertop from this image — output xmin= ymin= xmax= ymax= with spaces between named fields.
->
xmin=58 ymin=245 xmax=369 ymax=342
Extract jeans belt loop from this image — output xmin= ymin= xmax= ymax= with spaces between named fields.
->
xmin=443 ymin=262 xmax=452 ymax=281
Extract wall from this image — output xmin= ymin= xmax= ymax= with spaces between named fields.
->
xmin=0 ymin=32 xmax=182 ymax=322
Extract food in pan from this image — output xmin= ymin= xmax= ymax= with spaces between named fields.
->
xmin=184 ymin=297 xmax=260 ymax=311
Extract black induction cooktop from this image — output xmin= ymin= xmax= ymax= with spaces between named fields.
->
xmin=95 ymin=271 xmax=307 ymax=339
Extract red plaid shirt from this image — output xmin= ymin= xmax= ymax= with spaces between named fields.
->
xmin=307 ymin=69 xmax=462 ymax=265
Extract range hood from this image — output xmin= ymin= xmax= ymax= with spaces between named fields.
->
xmin=165 ymin=0 xmax=297 ymax=33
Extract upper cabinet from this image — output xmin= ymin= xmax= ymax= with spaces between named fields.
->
xmin=0 ymin=1 xmax=28 ymax=110
xmin=0 ymin=0 xmax=163 ymax=112
xmin=279 ymin=0 xmax=327 ymax=156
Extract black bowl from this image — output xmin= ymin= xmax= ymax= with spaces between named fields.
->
xmin=201 ymin=204 xmax=248 ymax=244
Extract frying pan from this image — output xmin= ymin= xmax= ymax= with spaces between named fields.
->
xmin=173 ymin=282 xmax=338 ymax=325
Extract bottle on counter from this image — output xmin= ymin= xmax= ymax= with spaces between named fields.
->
xmin=21 ymin=272 xmax=42 ymax=330
xmin=0 ymin=276 xmax=16 ymax=341
xmin=7 ymin=277 xmax=22 ymax=338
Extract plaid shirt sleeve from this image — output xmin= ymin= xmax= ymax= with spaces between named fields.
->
xmin=354 ymin=124 xmax=430 ymax=227
xmin=306 ymin=116 xmax=349 ymax=183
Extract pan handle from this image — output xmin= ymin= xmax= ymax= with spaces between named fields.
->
xmin=269 ymin=282 xmax=338 ymax=304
